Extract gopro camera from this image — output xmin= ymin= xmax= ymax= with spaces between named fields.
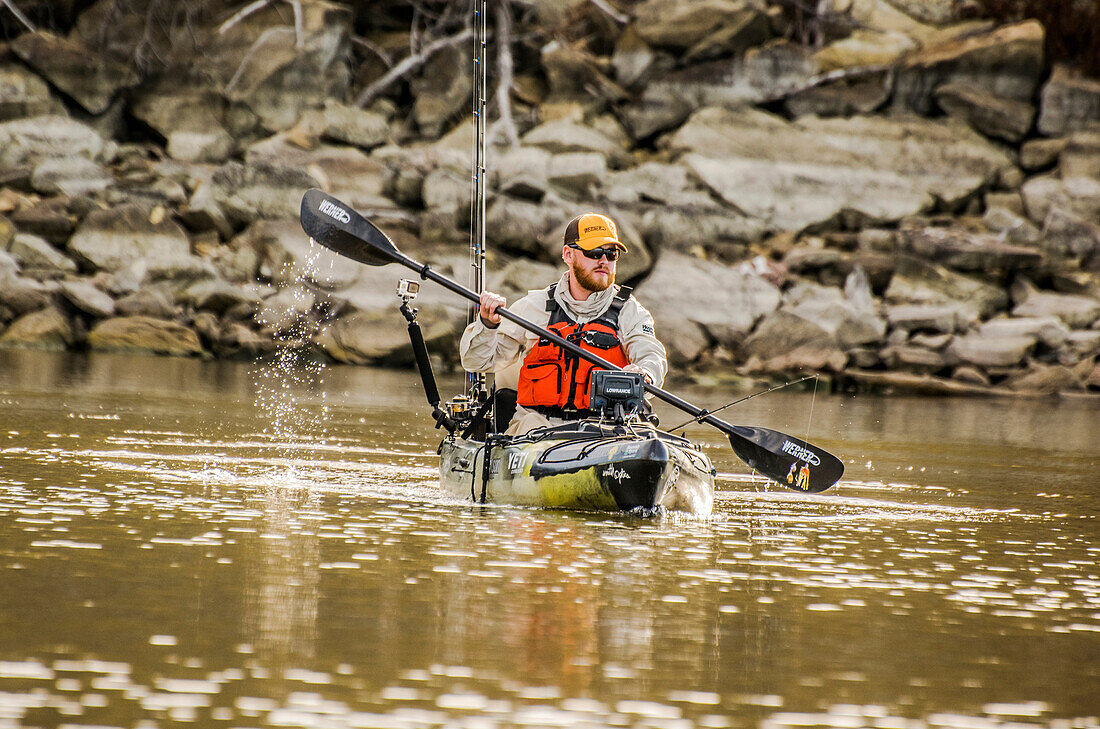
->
xmin=397 ymin=279 xmax=420 ymax=302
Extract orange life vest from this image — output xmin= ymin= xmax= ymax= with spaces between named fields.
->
xmin=517 ymin=284 xmax=632 ymax=413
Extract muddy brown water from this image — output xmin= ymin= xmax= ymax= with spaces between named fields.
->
xmin=1 ymin=349 xmax=1097 ymax=729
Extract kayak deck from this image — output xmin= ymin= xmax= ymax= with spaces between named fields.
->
xmin=438 ymin=421 xmax=715 ymax=515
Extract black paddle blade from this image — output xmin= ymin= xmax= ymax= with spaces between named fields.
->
xmin=727 ymin=425 xmax=844 ymax=493
xmin=299 ymin=188 xmax=402 ymax=266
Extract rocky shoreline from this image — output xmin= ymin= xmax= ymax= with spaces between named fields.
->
xmin=1 ymin=0 xmax=1099 ymax=397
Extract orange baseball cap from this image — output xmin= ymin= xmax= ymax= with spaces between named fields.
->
xmin=563 ymin=213 xmax=628 ymax=252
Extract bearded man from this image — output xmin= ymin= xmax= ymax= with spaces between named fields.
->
xmin=459 ymin=213 xmax=667 ymax=435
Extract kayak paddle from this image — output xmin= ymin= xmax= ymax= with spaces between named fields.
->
xmin=299 ymin=188 xmax=844 ymax=493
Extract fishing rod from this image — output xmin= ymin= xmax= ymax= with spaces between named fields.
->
xmin=299 ymin=188 xmax=845 ymax=493
xmin=666 ymin=375 xmax=818 ymax=434
xmin=466 ymin=0 xmax=488 ymax=401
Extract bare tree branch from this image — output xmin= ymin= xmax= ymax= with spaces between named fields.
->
xmin=354 ymin=27 xmax=475 ymax=108
xmin=219 ymin=0 xmax=274 ymax=34
xmin=288 ymin=0 xmax=304 ymax=48
xmin=1 ymin=0 xmax=37 ymax=33
xmin=589 ymin=0 xmax=629 ymax=25
xmin=492 ymin=0 xmax=520 ymax=149
xmin=352 ymin=35 xmax=394 ymax=67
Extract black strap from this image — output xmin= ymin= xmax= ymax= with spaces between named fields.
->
xmin=545 ymin=284 xmax=632 ymax=329
xmin=530 ymin=405 xmax=595 ymax=420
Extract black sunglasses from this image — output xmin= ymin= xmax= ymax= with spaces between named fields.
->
xmin=567 ymin=244 xmax=620 ymax=261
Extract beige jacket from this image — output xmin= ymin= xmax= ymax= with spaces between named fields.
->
xmin=459 ymin=277 xmax=667 ymax=393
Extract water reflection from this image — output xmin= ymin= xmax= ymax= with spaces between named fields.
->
xmin=1 ymin=350 xmax=1098 ymax=728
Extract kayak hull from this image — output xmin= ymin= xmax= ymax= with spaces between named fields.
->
xmin=438 ymin=422 xmax=714 ymax=515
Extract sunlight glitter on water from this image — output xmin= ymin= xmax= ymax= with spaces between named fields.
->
xmin=3 ymin=352 xmax=1099 ymax=728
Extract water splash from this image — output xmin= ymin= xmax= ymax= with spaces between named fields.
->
xmin=251 ymin=241 xmax=332 ymax=474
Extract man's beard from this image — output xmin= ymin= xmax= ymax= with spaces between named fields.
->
xmin=571 ymin=259 xmax=615 ymax=293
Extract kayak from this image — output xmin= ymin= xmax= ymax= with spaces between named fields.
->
xmin=438 ymin=420 xmax=715 ymax=515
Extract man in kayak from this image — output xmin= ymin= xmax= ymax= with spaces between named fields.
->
xmin=460 ymin=212 xmax=667 ymax=435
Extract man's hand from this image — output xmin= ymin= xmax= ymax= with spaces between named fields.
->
xmin=623 ymin=363 xmax=652 ymax=385
xmin=478 ymin=291 xmax=506 ymax=328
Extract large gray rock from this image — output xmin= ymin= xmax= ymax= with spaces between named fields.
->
xmin=0 ymin=63 xmax=60 ymax=121
xmin=1060 ymin=129 xmax=1100 ymax=179
xmin=669 ymin=108 xmax=1011 ymax=233
xmin=1038 ymin=65 xmax=1100 ymax=137
xmin=785 ymin=278 xmax=887 ymax=349
xmin=812 ymin=29 xmax=916 ymax=71
xmin=934 ymin=84 xmax=1035 ymax=143
xmin=1004 ymin=364 xmax=1082 ymax=394
xmin=131 ymin=83 xmax=233 ymax=163
xmin=611 ymin=25 xmax=667 ymax=90
xmin=68 ymin=205 xmax=191 ymax=273
xmin=893 ymin=21 xmax=1045 ymax=114
xmin=947 ymin=333 xmax=1035 ymax=368
xmin=882 ymin=0 xmax=983 ymax=25
xmin=297 ymin=98 xmax=391 ymax=150
xmin=1062 ymin=330 xmax=1100 ymax=363
xmin=884 ymin=255 xmax=1008 ymax=319
xmin=899 ymin=226 xmax=1042 ymax=272
xmin=978 ymin=316 xmax=1070 ymax=348
xmin=214 ymin=4 xmax=353 ymax=131
xmin=11 ymin=31 xmax=140 ymax=114
xmin=522 ymin=120 xmax=626 ymax=163
xmin=30 ymin=157 xmax=113 ymax=198
xmin=115 ymin=288 xmax=176 ymax=320
xmin=547 ymin=152 xmax=607 ymax=197
xmin=180 ymin=279 xmax=265 ymax=316
xmin=59 ymin=280 xmax=115 ymax=318
xmin=1011 ymin=279 xmax=1100 ymax=329
xmin=255 ymin=286 xmax=316 ymax=336
xmin=312 ymin=253 xmax=467 ymax=364
xmin=983 ymin=205 xmax=1041 ymax=246
xmin=606 ymin=162 xmax=692 ymax=206
xmin=316 ymin=306 xmax=460 ymax=366
xmin=411 ymin=44 xmax=472 ymax=138
xmin=742 ymin=309 xmax=848 ymax=372
xmin=494 ymin=147 xmax=552 ymax=201
xmin=88 ymin=316 xmax=204 ymax=357
xmin=1020 ymin=174 xmax=1100 ymax=226
xmin=0 ymin=116 xmax=105 ymax=167
xmin=198 ymin=161 xmax=321 ymax=225
xmin=880 ymin=342 xmax=950 ymax=372
xmin=245 ymin=134 xmax=390 ymax=211
xmin=637 ymin=205 xmax=768 ymax=257
xmin=1041 ymin=207 xmax=1100 ymax=264
xmin=540 ymin=41 xmax=626 ymax=105
xmin=7 ymin=197 xmax=78 ymax=246
xmin=634 ymin=0 xmax=754 ymax=51
xmin=785 ymin=69 xmax=891 ymax=118
xmin=886 ymin=303 xmax=974 ymax=333
xmin=0 ymin=250 xmax=17 ymax=280
xmin=422 ymin=167 xmax=472 ymax=213
xmin=244 ymin=219 xmax=360 ymax=290
xmin=485 ymin=195 xmax=571 ymax=257
xmin=7 ymin=233 xmax=77 ymax=274
xmin=622 ymin=43 xmax=819 ymax=140
xmin=0 ymin=273 xmax=52 ymax=319
xmin=0 ymin=307 xmax=73 ymax=351
xmin=636 ymin=251 xmax=781 ymax=353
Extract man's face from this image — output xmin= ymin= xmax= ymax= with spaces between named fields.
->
xmin=565 ymin=245 xmax=617 ymax=293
